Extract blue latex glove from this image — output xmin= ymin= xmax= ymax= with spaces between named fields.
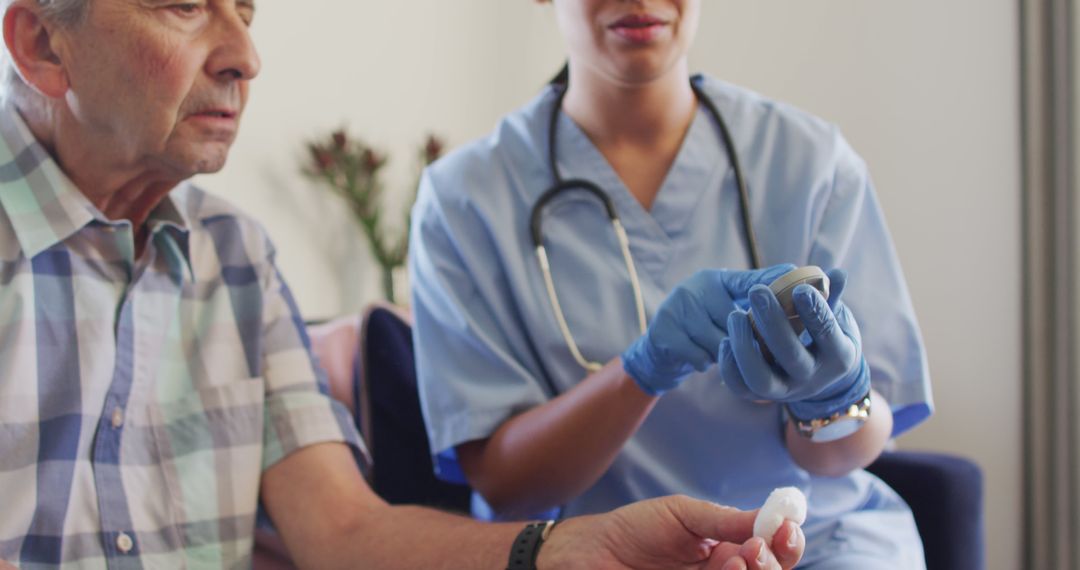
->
xmin=622 ymin=264 xmax=796 ymax=396
xmin=718 ymin=268 xmax=872 ymax=419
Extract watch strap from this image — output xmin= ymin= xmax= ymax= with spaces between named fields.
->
xmin=506 ymin=520 xmax=557 ymax=570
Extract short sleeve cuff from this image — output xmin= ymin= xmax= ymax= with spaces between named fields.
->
xmin=875 ymin=377 xmax=934 ymax=438
xmin=262 ymin=390 xmax=369 ymax=472
xmin=891 ymin=402 xmax=933 ymax=437
xmin=428 ymin=407 xmax=524 ymax=483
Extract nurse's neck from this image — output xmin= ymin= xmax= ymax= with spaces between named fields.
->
xmin=562 ymin=64 xmax=697 ymax=210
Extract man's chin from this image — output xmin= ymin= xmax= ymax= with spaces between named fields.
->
xmin=170 ymin=145 xmax=232 ymax=177
xmin=192 ymin=155 xmax=229 ymax=174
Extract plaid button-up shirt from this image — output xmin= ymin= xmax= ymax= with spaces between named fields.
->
xmin=0 ymin=106 xmax=366 ymax=568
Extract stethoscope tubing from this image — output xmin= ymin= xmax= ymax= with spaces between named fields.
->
xmin=529 ymin=75 xmax=761 ymax=377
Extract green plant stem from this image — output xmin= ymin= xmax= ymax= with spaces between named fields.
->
xmin=308 ymin=136 xmax=434 ymax=304
xmin=382 ymin=266 xmax=395 ymax=304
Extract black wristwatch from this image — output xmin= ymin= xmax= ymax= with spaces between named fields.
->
xmin=506 ymin=520 xmax=557 ymax=570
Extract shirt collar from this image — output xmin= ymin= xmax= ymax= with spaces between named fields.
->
xmin=0 ymin=106 xmax=96 ymax=259
xmin=151 ymin=184 xmax=195 ymax=281
xmin=0 ymin=105 xmax=194 ymax=277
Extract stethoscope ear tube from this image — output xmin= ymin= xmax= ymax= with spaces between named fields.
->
xmin=530 ymin=179 xmax=619 ymax=248
xmin=692 ymin=78 xmax=762 ymax=269
xmin=536 ymin=243 xmax=605 ymax=373
xmin=531 ymin=179 xmax=644 ymax=373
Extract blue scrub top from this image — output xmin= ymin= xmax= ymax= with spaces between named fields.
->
xmin=409 ymin=76 xmax=933 ymax=568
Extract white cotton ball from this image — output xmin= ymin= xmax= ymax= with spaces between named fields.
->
xmin=753 ymin=487 xmax=808 ymax=543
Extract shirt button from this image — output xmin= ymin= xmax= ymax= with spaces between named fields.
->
xmin=111 ymin=408 xmax=124 ymax=428
xmin=116 ymin=532 xmax=134 ymax=553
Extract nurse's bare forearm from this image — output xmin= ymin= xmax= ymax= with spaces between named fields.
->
xmin=784 ymin=389 xmax=893 ymax=477
xmin=456 ymin=358 xmax=656 ymax=518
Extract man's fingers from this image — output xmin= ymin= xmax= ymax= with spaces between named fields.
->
xmin=705 ymin=522 xmax=803 ymax=570
xmin=738 ymin=537 xmax=781 ymax=570
xmin=770 ymin=521 xmax=805 ymax=570
xmin=667 ymin=496 xmax=757 ymax=545
xmin=719 ymin=557 xmax=748 ymax=570
xmin=705 ymin=542 xmax=745 ymax=570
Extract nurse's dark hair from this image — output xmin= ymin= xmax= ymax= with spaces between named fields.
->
xmin=549 ymin=62 xmax=569 ymax=86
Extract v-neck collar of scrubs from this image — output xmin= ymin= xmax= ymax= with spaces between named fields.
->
xmin=552 ymin=98 xmax=732 ymax=274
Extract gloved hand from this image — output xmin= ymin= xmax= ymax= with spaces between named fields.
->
xmin=622 ymin=264 xmax=796 ymax=396
xmin=717 ymin=269 xmax=871 ymax=419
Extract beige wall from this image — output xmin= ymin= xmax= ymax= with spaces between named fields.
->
xmin=199 ymin=2 xmax=1022 ymax=568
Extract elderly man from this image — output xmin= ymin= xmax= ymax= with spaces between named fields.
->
xmin=0 ymin=0 xmax=805 ymax=568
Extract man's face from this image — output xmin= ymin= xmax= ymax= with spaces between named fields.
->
xmin=54 ymin=0 xmax=260 ymax=177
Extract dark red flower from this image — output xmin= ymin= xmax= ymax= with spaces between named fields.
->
xmin=309 ymin=144 xmax=335 ymax=173
xmin=424 ymin=135 xmax=444 ymax=164
xmin=362 ymin=148 xmax=385 ymax=172
xmin=332 ymin=130 xmax=347 ymax=150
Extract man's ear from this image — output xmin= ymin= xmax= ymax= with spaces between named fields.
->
xmin=3 ymin=1 xmax=69 ymax=99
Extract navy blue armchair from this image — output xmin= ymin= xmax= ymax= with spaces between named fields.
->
xmin=353 ymin=304 xmax=986 ymax=568
xmin=357 ymin=303 xmax=471 ymax=512
xmin=866 ymin=450 xmax=985 ymax=569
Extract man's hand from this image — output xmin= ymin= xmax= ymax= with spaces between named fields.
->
xmin=262 ymin=444 xmax=804 ymax=569
xmin=536 ymin=495 xmax=804 ymax=570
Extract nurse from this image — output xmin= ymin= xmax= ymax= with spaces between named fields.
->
xmin=409 ymin=0 xmax=933 ymax=568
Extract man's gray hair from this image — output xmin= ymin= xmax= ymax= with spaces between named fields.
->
xmin=0 ymin=0 xmax=90 ymax=102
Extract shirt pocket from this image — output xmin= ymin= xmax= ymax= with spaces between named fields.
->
xmin=147 ymin=378 xmax=266 ymax=558
xmin=0 ymin=394 xmax=42 ymax=543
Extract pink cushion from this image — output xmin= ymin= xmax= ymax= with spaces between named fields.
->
xmin=307 ymin=315 xmax=362 ymax=416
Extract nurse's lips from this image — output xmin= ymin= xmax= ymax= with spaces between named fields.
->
xmin=609 ymin=13 xmax=668 ymax=43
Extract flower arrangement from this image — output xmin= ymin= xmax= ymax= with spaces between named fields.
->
xmin=305 ymin=129 xmax=444 ymax=304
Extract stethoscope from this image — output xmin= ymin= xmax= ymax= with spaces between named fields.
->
xmin=529 ymin=75 xmax=762 ymax=375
